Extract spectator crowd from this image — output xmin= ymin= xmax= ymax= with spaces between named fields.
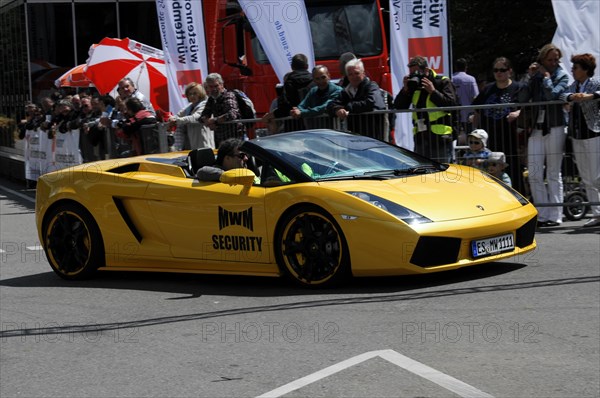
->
xmin=17 ymin=44 xmax=600 ymax=227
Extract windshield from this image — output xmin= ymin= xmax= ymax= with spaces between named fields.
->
xmin=253 ymin=131 xmax=441 ymax=181
xmin=252 ymin=0 xmax=383 ymax=63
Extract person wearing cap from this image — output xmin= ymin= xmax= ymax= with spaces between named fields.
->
xmin=485 ymin=152 xmax=512 ymax=186
xmin=393 ymin=55 xmax=458 ymax=163
xmin=462 ymin=129 xmax=491 ymax=169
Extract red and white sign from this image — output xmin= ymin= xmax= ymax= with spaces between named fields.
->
xmin=408 ymin=36 xmax=444 ymax=74
xmin=176 ymin=69 xmax=203 ymax=94
xmin=389 ymin=0 xmax=450 ymax=149
xmin=156 ymin=0 xmax=208 ymax=112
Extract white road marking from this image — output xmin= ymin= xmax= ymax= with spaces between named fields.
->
xmin=0 ymin=185 xmax=36 ymax=204
xmin=257 ymin=349 xmax=494 ymax=398
xmin=0 ymin=249 xmax=4 ymax=254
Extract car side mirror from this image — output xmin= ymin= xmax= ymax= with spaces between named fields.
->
xmin=220 ymin=168 xmax=256 ymax=194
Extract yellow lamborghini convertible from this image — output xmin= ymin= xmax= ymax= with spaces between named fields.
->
xmin=35 ymin=129 xmax=537 ymax=287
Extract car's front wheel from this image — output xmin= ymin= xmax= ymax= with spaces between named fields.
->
xmin=43 ymin=203 xmax=104 ymax=280
xmin=275 ymin=206 xmax=349 ymax=287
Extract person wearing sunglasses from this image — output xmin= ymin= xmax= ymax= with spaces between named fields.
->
xmin=519 ymin=43 xmax=570 ymax=228
xmin=461 ymin=129 xmax=491 ymax=170
xmin=196 ymin=138 xmax=248 ymax=181
xmin=471 ymin=57 xmax=525 ymax=194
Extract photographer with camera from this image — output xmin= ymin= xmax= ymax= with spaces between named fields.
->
xmin=394 ymin=56 xmax=458 ymax=162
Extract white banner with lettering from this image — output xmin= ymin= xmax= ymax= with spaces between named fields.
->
xmin=24 ymin=129 xmax=52 ymax=181
xmin=389 ymin=0 xmax=450 ymax=149
xmin=238 ymin=0 xmax=314 ymax=83
xmin=50 ymin=130 xmax=83 ymax=172
xmin=156 ymin=0 xmax=208 ymax=112
xmin=551 ymin=0 xmax=600 ymax=80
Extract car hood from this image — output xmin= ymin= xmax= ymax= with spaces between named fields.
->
xmin=319 ymin=165 xmax=526 ymax=222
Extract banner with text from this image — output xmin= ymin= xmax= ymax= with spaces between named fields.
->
xmin=156 ymin=0 xmax=208 ymax=112
xmin=389 ymin=0 xmax=450 ymax=149
xmin=238 ymin=0 xmax=314 ymax=83
xmin=551 ymin=0 xmax=600 ymax=80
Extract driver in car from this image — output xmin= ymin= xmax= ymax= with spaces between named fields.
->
xmin=196 ymin=138 xmax=247 ymax=181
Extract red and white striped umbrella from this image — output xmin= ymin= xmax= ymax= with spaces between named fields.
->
xmin=55 ymin=64 xmax=94 ymax=88
xmin=85 ymin=37 xmax=169 ymax=111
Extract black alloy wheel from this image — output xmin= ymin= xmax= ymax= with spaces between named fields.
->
xmin=43 ymin=203 xmax=104 ymax=280
xmin=276 ymin=206 xmax=350 ymax=287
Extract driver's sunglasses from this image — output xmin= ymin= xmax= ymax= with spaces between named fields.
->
xmin=231 ymin=152 xmax=248 ymax=159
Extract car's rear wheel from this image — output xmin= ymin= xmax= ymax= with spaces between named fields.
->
xmin=564 ymin=191 xmax=589 ymax=221
xmin=275 ymin=206 xmax=350 ymax=287
xmin=43 ymin=203 xmax=104 ymax=280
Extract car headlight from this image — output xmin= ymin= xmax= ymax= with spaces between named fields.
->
xmin=347 ymin=191 xmax=432 ymax=225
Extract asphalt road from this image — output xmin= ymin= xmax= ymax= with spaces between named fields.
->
xmin=1 ymin=178 xmax=599 ymax=398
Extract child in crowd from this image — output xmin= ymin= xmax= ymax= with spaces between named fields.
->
xmin=485 ymin=152 xmax=512 ymax=186
xmin=462 ymin=129 xmax=492 ymax=169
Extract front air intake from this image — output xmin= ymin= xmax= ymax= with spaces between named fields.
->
xmin=516 ymin=216 xmax=537 ymax=248
xmin=410 ymin=237 xmax=461 ymax=267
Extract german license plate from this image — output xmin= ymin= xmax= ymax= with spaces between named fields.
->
xmin=471 ymin=233 xmax=515 ymax=258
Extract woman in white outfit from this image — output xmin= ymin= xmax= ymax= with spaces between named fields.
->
xmin=560 ymin=53 xmax=600 ymax=228
xmin=169 ymin=82 xmax=215 ymax=150
xmin=519 ymin=43 xmax=570 ymax=227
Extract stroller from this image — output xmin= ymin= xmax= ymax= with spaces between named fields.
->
xmin=562 ymin=149 xmax=590 ymax=221
xmin=521 ymin=150 xmax=590 ymax=221
xmin=563 ymin=181 xmax=590 ymax=221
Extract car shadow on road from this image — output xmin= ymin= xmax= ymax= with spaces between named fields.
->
xmin=1 ymin=261 xmax=529 ymax=298
xmin=2 ymin=266 xmax=599 ymax=341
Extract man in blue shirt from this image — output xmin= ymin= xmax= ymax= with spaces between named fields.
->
xmin=452 ymin=58 xmax=479 ymax=135
xmin=290 ymin=65 xmax=342 ymax=129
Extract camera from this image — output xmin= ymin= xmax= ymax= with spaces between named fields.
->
xmin=407 ymin=71 xmax=425 ymax=91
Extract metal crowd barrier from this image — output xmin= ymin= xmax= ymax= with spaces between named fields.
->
xmin=218 ymin=100 xmax=599 ymax=214
xmin=3 ymin=99 xmax=598 ymax=214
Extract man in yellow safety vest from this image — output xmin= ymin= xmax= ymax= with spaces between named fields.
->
xmin=394 ymin=55 xmax=458 ymax=163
